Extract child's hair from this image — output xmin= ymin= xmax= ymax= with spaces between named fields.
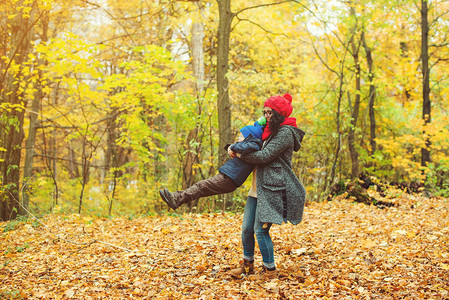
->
xmin=269 ymin=110 xmax=285 ymax=137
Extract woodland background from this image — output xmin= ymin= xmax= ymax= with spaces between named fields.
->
xmin=1 ymin=0 xmax=449 ymax=220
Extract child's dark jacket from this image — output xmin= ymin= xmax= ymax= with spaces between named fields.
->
xmin=219 ymin=135 xmax=263 ymax=187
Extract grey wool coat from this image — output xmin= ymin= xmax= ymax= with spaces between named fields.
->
xmin=240 ymin=125 xmax=306 ymax=225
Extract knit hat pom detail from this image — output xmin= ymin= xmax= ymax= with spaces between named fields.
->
xmin=283 ymin=93 xmax=292 ymax=102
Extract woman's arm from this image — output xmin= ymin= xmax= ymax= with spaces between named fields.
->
xmin=239 ymin=127 xmax=293 ymax=165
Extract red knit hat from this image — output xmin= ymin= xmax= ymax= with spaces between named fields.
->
xmin=264 ymin=93 xmax=293 ymax=117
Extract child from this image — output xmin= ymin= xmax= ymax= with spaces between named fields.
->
xmin=159 ymin=117 xmax=266 ymax=210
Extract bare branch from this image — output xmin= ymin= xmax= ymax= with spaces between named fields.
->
xmin=429 ymin=42 xmax=449 ymax=48
xmin=429 ymin=9 xmax=449 ymax=27
xmin=309 ymin=32 xmax=339 ymax=76
xmin=430 ymin=57 xmax=449 ymax=70
xmin=33 ymin=154 xmax=109 ymax=169
xmin=234 ymin=0 xmax=298 ymax=16
xmin=81 ymin=0 xmax=137 ymax=46
xmin=233 ymin=16 xmax=289 ymax=38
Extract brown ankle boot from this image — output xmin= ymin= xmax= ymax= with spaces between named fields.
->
xmin=252 ymin=265 xmax=277 ymax=280
xmin=230 ymin=259 xmax=254 ymax=278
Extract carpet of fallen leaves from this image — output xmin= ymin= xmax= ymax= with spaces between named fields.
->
xmin=1 ymin=193 xmax=449 ymax=299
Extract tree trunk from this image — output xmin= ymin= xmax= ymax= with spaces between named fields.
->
xmin=105 ymin=107 xmax=118 ymax=214
xmin=216 ymin=0 xmax=233 ymax=167
xmin=191 ymin=5 xmax=205 ymax=97
xmin=400 ymin=42 xmax=412 ymax=102
xmin=361 ymin=31 xmax=376 ymax=155
xmin=50 ymin=82 xmax=59 ymax=206
xmin=216 ymin=0 xmax=234 ymax=209
xmin=68 ymin=142 xmax=80 ymax=179
xmin=78 ymin=136 xmax=88 ymax=214
xmin=21 ymin=84 xmax=40 ymax=215
xmin=347 ymin=68 xmax=361 ymax=179
xmin=40 ymin=91 xmax=59 ymax=209
xmin=348 ymin=6 xmax=361 ymax=179
xmin=0 ymin=1 xmax=36 ymax=221
xmin=421 ymin=0 xmax=431 ymax=168
xmin=183 ymin=128 xmax=200 ymax=211
xmin=22 ymin=10 xmax=49 ymax=216
xmin=325 ymin=79 xmax=344 ymax=198
xmin=183 ymin=6 xmax=206 ymax=212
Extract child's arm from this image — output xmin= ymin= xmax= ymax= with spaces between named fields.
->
xmin=230 ymin=138 xmax=262 ymax=155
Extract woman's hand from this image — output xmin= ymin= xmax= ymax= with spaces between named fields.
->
xmin=228 ymin=146 xmax=236 ymax=158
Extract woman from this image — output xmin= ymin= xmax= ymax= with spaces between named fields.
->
xmin=229 ymin=93 xmax=306 ymax=280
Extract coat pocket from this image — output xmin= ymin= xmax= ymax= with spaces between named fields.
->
xmin=261 ymin=185 xmax=287 ymax=222
xmin=262 ymin=184 xmax=286 ymax=192
xmin=263 ymin=165 xmax=285 ymax=188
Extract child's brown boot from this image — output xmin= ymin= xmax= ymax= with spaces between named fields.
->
xmin=230 ymin=259 xmax=255 ymax=279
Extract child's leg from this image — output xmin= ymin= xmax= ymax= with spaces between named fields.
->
xmin=172 ymin=173 xmax=237 ymax=206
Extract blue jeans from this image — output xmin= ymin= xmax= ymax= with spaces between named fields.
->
xmin=241 ymin=196 xmax=275 ymax=269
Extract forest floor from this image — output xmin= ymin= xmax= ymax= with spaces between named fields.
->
xmin=1 ymin=191 xmax=449 ymax=299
